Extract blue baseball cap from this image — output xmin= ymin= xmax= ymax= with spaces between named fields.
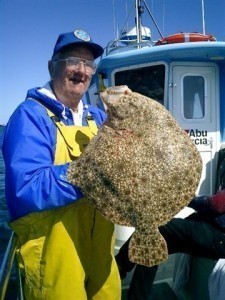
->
xmin=52 ymin=29 xmax=104 ymax=59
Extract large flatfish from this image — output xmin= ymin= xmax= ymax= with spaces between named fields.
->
xmin=67 ymin=86 xmax=202 ymax=267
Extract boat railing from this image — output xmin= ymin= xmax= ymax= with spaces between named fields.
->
xmin=105 ymin=38 xmax=154 ymax=56
xmin=0 ymin=232 xmax=24 ymax=300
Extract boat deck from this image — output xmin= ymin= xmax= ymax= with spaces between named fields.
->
xmin=121 ymin=254 xmax=180 ymax=299
xmin=122 ymin=282 xmax=178 ymax=299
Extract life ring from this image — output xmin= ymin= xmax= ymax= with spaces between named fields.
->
xmin=155 ymin=32 xmax=216 ymax=46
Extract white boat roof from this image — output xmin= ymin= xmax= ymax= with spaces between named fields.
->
xmin=98 ymin=41 xmax=225 ymax=70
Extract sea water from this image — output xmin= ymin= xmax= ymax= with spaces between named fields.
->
xmin=0 ymin=126 xmax=11 ymax=264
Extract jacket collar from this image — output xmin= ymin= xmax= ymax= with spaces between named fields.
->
xmin=26 ymin=82 xmax=89 ymax=122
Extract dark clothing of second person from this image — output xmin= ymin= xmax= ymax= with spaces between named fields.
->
xmin=116 ymin=191 xmax=225 ymax=299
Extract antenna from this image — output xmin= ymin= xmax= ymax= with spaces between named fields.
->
xmin=112 ymin=0 xmax=116 ymax=39
xmin=135 ymin=0 xmax=144 ymax=43
xmin=201 ymin=0 xmax=206 ymax=34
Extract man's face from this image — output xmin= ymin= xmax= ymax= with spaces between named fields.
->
xmin=49 ymin=46 xmax=95 ymax=109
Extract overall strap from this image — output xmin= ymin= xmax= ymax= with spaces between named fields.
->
xmin=28 ymin=98 xmax=98 ymax=163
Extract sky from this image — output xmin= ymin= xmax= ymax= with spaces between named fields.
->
xmin=1 ymin=0 xmax=225 ymax=124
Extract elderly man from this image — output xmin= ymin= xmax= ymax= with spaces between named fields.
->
xmin=3 ymin=29 xmax=121 ymax=300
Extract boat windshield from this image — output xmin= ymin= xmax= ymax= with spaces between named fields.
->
xmin=115 ymin=64 xmax=165 ymax=105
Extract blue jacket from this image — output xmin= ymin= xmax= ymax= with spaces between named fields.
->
xmin=2 ymin=86 xmax=106 ymax=220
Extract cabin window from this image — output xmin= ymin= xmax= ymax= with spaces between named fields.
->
xmin=183 ymin=75 xmax=205 ymax=119
xmin=85 ymin=82 xmax=106 ymax=111
xmin=115 ymin=65 xmax=165 ymax=105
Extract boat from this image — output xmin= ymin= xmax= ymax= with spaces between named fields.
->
xmin=84 ymin=0 xmax=225 ymax=299
xmin=1 ymin=0 xmax=225 ymax=299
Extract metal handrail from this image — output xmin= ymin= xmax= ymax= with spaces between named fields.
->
xmin=0 ymin=232 xmax=20 ymax=300
xmin=105 ymin=39 xmax=153 ymax=56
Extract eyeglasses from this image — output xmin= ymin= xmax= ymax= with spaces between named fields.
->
xmin=53 ymin=56 xmax=97 ymax=74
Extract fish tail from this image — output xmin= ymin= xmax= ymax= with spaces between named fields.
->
xmin=128 ymin=230 xmax=168 ymax=267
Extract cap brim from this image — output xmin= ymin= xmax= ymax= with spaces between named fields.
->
xmin=53 ymin=41 xmax=104 ymax=59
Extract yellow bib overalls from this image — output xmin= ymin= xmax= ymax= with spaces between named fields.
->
xmin=11 ymin=109 xmax=121 ymax=300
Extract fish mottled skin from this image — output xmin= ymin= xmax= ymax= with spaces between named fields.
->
xmin=67 ymin=86 xmax=202 ymax=267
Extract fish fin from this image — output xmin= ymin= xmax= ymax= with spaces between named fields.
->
xmin=128 ymin=229 xmax=168 ymax=267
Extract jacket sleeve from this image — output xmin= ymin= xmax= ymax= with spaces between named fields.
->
xmin=188 ymin=190 xmax=225 ymax=216
xmin=2 ymin=102 xmax=82 ymax=220
xmin=208 ymin=190 xmax=225 ymax=214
